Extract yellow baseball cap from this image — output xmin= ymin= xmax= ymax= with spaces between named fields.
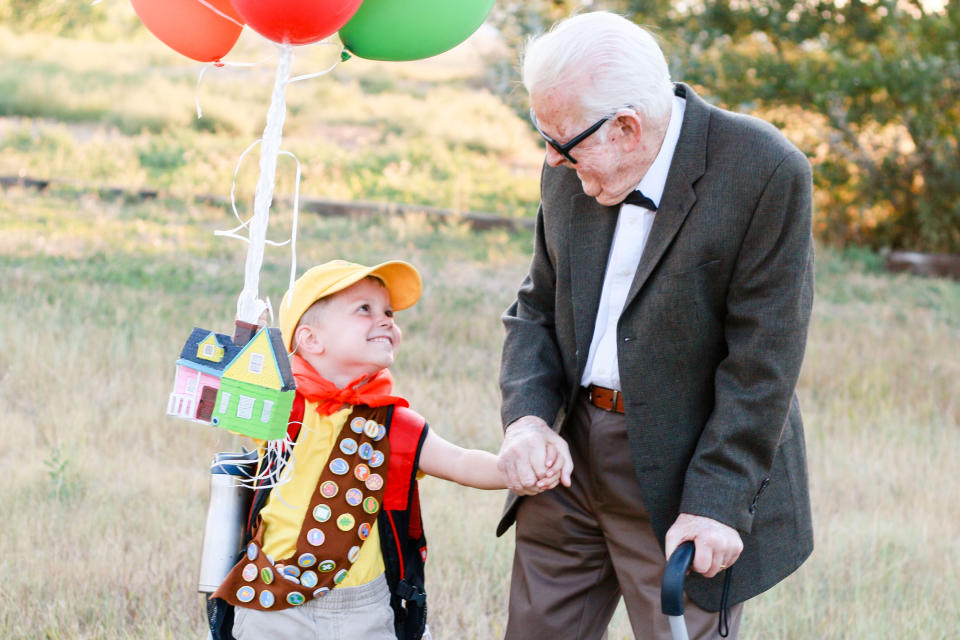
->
xmin=279 ymin=259 xmax=422 ymax=351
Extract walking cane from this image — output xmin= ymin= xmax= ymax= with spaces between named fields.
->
xmin=661 ymin=540 xmax=696 ymax=640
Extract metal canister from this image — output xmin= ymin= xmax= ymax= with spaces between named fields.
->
xmin=197 ymin=450 xmax=257 ymax=593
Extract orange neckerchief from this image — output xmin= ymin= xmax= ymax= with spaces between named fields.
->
xmin=290 ymin=354 xmax=408 ymax=416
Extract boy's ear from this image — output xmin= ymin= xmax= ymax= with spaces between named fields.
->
xmin=294 ymin=325 xmax=324 ymax=355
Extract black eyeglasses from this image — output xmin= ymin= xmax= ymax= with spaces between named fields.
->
xmin=530 ymin=108 xmax=609 ymax=164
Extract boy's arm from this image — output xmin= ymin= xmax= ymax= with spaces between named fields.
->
xmin=417 ymin=429 xmax=561 ymax=491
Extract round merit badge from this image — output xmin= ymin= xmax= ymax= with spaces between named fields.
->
xmin=260 ymin=567 xmax=274 ymax=585
xmin=340 ymin=438 xmax=358 ymax=455
xmin=246 ymin=542 xmax=258 ymax=561
xmin=307 ymin=528 xmax=325 ymax=546
xmin=363 ymin=496 xmax=379 ymax=514
xmin=337 ymin=513 xmax=356 ymax=531
xmin=358 ymin=522 xmax=371 ymax=540
xmin=329 ymin=458 xmax=349 ymax=475
xmin=298 ymin=553 xmax=317 ymax=568
xmin=300 ymin=570 xmax=318 ymax=589
xmin=334 ymin=569 xmax=349 ymax=584
xmin=358 ymin=442 xmax=373 ymax=460
xmin=236 ymin=586 xmax=255 ymax=603
xmin=350 ymin=417 xmax=366 ymax=433
xmin=242 ymin=563 xmax=258 ymax=582
xmin=363 ymin=420 xmax=380 ymax=439
xmin=320 ymin=482 xmax=339 ymax=498
xmin=345 ymin=488 xmax=363 ymax=506
xmin=314 ymin=586 xmax=330 ymax=598
xmin=313 ymin=504 xmax=332 ymax=522
xmin=318 ymin=559 xmax=336 ymax=572
xmin=365 ymin=473 xmax=384 ymax=491
xmin=287 ymin=592 xmax=305 ymax=606
xmin=369 ymin=450 xmax=385 ymax=468
xmin=354 ymin=463 xmax=370 ymax=482
xmin=347 ymin=545 xmax=361 ymax=563
xmin=259 ymin=590 xmax=275 ymax=608
xmin=375 ymin=423 xmax=386 ymax=441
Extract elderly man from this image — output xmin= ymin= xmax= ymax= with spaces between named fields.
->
xmin=496 ymin=12 xmax=814 ymax=640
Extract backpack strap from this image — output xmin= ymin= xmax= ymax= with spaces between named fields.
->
xmin=382 ymin=405 xmax=427 ymax=511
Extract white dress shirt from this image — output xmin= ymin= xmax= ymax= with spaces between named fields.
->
xmin=580 ymin=95 xmax=687 ymax=390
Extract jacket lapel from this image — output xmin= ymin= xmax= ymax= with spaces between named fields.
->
xmin=623 ymin=83 xmax=709 ymax=310
xmin=569 ymin=193 xmax=619 ymax=375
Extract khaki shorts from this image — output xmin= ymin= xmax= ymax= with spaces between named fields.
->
xmin=233 ymin=572 xmax=395 ymax=640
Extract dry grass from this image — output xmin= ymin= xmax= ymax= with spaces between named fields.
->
xmin=1 ymin=187 xmax=957 ymax=639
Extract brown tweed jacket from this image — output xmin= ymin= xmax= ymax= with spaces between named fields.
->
xmin=498 ymin=83 xmax=814 ymax=610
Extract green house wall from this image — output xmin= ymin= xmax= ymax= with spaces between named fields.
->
xmin=212 ymin=379 xmax=294 ymax=441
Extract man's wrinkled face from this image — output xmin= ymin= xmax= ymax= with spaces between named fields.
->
xmin=530 ymin=85 xmax=638 ymax=207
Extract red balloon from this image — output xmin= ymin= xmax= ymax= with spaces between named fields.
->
xmin=229 ymin=0 xmax=364 ymax=46
xmin=130 ymin=0 xmax=244 ymax=63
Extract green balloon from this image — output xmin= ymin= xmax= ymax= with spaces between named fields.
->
xmin=339 ymin=0 xmax=496 ymax=61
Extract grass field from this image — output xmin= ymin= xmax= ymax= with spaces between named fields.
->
xmin=1 ymin=15 xmax=959 ymax=640
xmin=1 ymin=184 xmax=957 ymax=639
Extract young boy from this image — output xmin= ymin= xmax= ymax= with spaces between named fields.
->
xmin=212 ymin=259 xmax=559 ymax=640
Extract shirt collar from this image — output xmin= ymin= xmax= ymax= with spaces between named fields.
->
xmin=634 ymin=95 xmax=686 ymax=209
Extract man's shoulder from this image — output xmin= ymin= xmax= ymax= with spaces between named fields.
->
xmin=705 ymin=102 xmax=802 ymax=163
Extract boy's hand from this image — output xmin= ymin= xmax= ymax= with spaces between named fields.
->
xmin=498 ymin=416 xmax=573 ymax=495
xmin=533 ymin=443 xmax=563 ymax=491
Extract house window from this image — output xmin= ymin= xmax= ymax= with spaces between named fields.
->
xmin=261 ymin=400 xmax=274 ymax=423
xmin=186 ymin=376 xmax=198 ymax=394
xmin=218 ymin=392 xmax=231 ymax=414
xmin=202 ymin=343 xmax=216 ymax=358
xmin=249 ymin=353 xmax=265 ymax=375
xmin=237 ymin=396 xmax=255 ymax=420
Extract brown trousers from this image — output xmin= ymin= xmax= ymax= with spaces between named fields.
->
xmin=505 ymin=398 xmax=743 ymax=640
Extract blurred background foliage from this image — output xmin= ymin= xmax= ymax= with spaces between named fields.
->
xmin=487 ymin=0 xmax=960 ymax=253
xmin=1 ymin=0 xmax=958 ymax=253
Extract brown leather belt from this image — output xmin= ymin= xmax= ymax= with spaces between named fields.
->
xmin=586 ymin=384 xmax=624 ymax=414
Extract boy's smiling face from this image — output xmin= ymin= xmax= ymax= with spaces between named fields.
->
xmin=297 ymin=278 xmax=402 ymax=386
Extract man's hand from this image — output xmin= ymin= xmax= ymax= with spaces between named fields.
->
xmin=665 ymin=513 xmax=743 ymax=579
xmin=497 ymin=416 xmax=573 ymax=495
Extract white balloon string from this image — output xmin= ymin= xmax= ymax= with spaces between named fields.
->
xmin=288 ymin=56 xmax=341 ymax=83
xmin=196 ymin=64 xmax=213 ymax=119
xmin=194 ymin=0 xmax=245 ymax=28
xmin=196 ymin=57 xmax=272 ymax=119
xmin=215 ymin=142 xmax=301 ymax=312
xmin=235 ymin=43 xmax=293 ymax=325
xmin=277 ymin=149 xmax=302 ymax=308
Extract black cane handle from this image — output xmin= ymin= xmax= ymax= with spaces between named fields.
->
xmin=661 ymin=541 xmax=695 ymax=616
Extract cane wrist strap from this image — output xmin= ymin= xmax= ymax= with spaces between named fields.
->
xmin=215 ymin=405 xmax=391 ymax=610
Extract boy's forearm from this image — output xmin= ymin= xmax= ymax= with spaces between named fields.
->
xmin=448 ymin=449 xmax=506 ymax=490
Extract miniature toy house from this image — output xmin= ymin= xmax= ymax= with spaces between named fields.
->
xmin=168 ymin=329 xmax=242 ymax=423
xmin=210 ymin=327 xmax=296 ymax=441
xmin=168 ymin=323 xmax=295 ymax=440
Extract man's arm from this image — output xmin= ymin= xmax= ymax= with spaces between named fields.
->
xmin=499 ymin=205 xmax=574 ymax=493
xmin=672 ymin=149 xmax=814 ymax=566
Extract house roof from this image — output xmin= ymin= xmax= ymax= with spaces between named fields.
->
xmin=177 ymin=327 xmax=243 ymax=374
xmin=266 ymin=327 xmax=297 ymax=391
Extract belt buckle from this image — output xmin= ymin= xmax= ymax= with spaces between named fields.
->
xmin=610 ymin=389 xmax=619 ymax=412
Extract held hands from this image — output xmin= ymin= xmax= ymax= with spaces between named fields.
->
xmin=664 ymin=513 xmax=744 ymax=579
xmin=497 ymin=416 xmax=574 ymax=495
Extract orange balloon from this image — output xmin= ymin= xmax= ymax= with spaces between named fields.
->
xmin=130 ymin=0 xmax=244 ymax=63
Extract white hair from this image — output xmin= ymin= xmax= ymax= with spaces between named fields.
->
xmin=522 ymin=11 xmax=674 ymax=123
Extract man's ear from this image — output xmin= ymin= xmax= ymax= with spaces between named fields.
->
xmin=613 ymin=110 xmax=643 ymax=153
xmin=294 ymin=325 xmax=323 ymax=356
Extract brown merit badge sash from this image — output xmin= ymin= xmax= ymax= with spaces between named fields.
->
xmin=215 ymin=405 xmax=391 ymax=610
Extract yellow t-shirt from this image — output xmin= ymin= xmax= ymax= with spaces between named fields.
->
xmin=258 ymin=405 xmax=384 ymax=587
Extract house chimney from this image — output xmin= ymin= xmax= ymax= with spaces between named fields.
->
xmin=233 ymin=320 xmax=258 ymax=347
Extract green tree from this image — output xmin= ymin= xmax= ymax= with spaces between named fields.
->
xmin=653 ymin=0 xmax=960 ymax=253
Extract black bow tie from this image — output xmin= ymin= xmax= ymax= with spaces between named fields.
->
xmin=621 ymin=190 xmax=657 ymax=211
